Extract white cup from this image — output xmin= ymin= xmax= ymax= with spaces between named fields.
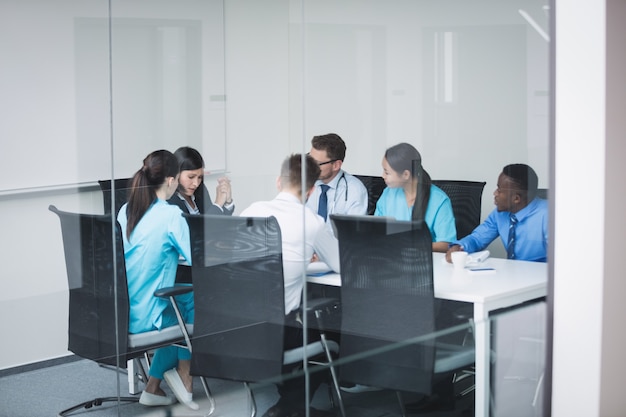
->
xmin=451 ymin=251 xmax=468 ymax=270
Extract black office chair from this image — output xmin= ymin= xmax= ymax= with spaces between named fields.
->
xmin=48 ymin=205 xmax=198 ymax=416
xmin=353 ymin=175 xmax=386 ymax=215
xmin=536 ymin=188 xmax=548 ymax=200
xmin=97 ymin=178 xmax=132 ymax=216
xmin=330 ymin=214 xmax=474 ymax=417
xmin=432 ymin=180 xmax=487 ymax=240
xmin=184 ymin=214 xmax=342 ymax=417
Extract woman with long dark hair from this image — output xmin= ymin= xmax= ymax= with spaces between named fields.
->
xmin=375 ymin=142 xmax=456 ymax=252
xmin=118 ymin=149 xmax=197 ymax=409
xmin=168 ymin=146 xmax=234 ymax=215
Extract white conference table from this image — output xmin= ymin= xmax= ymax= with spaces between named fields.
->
xmin=306 ymin=252 xmax=548 ymax=417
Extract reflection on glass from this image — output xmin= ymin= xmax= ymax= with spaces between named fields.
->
xmin=0 ymin=0 xmax=550 ymax=416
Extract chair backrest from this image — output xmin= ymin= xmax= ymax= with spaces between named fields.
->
xmin=432 ymin=180 xmax=487 ymax=240
xmin=353 ymin=175 xmax=386 ymax=215
xmin=185 ymin=214 xmax=287 ymax=382
xmin=48 ymin=205 xmax=129 ymax=366
xmin=330 ymin=214 xmax=437 ymax=394
xmin=98 ymin=178 xmax=132 ymax=216
xmin=536 ymin=188 xmax=548 ymax=200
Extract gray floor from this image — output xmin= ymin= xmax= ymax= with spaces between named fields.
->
xmin=0 ymin=302 xmax=548 ymax=417
xmin=0 ymin=357 xmax=477 ymax=417
xmin=0 ymin=358 xmax=275 ymax=417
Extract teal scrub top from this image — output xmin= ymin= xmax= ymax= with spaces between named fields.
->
xmin=374 ymin=184 xmax=457 ymax=243
xmin=118 ymin=199 xmax=191 ymax=334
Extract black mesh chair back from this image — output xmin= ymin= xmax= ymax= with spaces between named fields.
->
xmin=49 ymin=205 xmax=197 ymax=416
xmin=331 ymin=214 xmax=437 ymax=394
xmin=353 ymin=175 xmax=387 ymax=215
xmin=98 ymin=178 xmax=132 ymax=216
xmin=185 ymin=214 xmax=287 ymax=382
xmin=536 ymin=188 xmax=548 ymax=200
xmin=432 ymin=180 xmax=487 ymax=239
xmin=49 ymin=205 xmax=129 ymax=366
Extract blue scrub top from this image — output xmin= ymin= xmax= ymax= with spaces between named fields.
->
xmin=118 ymin=199 xmax=191 ymax=334
xmin=374 ymin=184 xmax=457 ymax=242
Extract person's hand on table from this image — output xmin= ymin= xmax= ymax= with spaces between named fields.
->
xmin=310 ymin=253 xmax=319 ymax=263
xmin=445 ymin=244 xmax=463 ymax=263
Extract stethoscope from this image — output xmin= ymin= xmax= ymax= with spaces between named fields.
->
xmin=328 ymin=172 xmax=348 ymax=204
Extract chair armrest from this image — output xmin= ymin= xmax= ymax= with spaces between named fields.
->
xmin=153 ymin=285 xmax=194 ymax=349
xmin=304 ymin=297 xmax=340 ymax=313
xmin=303 ymin=297 xmax=341 ymax=333
xmin=153 ymin=285 xmax=193 ymax=299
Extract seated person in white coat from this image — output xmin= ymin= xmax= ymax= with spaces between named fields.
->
xmin=240 ymin=153 xmax=339 ymax=417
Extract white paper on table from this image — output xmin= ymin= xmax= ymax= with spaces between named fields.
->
xmin=467 ymin=250 xmax=490 ymax=266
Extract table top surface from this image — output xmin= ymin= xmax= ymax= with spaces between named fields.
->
xmin=307 ymin=252 xmax=548 ymax=305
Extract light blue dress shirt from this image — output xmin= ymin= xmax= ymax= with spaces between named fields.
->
xmin=305 ymin=170 xmax=368 ymax=234
xmin=374 ymin=184 xmax=457 ymax=243
xmin=453 ymin=197 xmax=548 ymax=262
xmin=117 ymin=199 xmax=192 ymax=334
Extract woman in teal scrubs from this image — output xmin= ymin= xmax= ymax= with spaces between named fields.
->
xmin=375 ymin=142 xmax=456 ymax=252
xmin=117 ymin=149 xmax=197 ymax=409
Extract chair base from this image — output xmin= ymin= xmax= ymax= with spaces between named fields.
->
xmin=58 ymin=396 xmax=138 ymax=417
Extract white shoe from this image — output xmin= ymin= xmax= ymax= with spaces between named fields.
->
xmin=340 ymin=383 xmax=382 ymax=393
xmin=139 ymin=391 xmax=176 ymax=406
xmin=163 ymin=368 xmax=199 ymax=410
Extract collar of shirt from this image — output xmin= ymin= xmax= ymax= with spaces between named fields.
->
xmin=176 ymin=191 xmax=199 ymax=214
xmin=275 ymin=191 xmax=304 ymax=205
xmin=510 ymin=197 xmax=541 ymax=223
xmin=315 ymin=169 xmax=345 ymax=191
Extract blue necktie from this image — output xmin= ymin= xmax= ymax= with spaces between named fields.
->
xmin=317 ymin=184 xmax=330 ymax=222
xmin=507 ymin=214 xmax=518 ymax=259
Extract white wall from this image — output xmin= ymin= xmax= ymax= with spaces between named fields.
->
xmin=0 ymin=190 xmax=103 ymax=368
xmin=0 ymin=0 xmax=549 ymax=370
xmin=0 ymin=0 xmax=226 ymax=192
xmin=551 ymin=0 xmax=626 ymax=415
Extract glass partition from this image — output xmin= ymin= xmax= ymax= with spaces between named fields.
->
xmin=0 ymin=0 xmax=126 ymax=416
xmin=0 ymin=0 xmax=549 ymax=416
xmin=297 ymin=2 xmax=549 ymax=416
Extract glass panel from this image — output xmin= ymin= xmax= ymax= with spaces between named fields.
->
xmin=296 ymin=1 xmax=550 ymax=416
xmin=0 ymin=0 xmax=126 ymax=414
xmin=492 ymin=301 xmax=547 ymax=417
xmin=0 ymin=0 xmax=549 ymax=416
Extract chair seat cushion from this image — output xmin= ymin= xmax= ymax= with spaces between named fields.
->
xmin=128 ymin=324 xmax=194 ymax=349
xmin=434 ymin=342 xmax=475 ymax=373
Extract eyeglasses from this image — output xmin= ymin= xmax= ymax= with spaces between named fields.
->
xmin=317 ymin=159 xmax=338 ymax=166
xmin=306 ymin=152 xmax=338 ymax=166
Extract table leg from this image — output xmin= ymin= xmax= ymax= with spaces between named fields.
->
xmin=127 ymin=358 xmax=141 ymax=395
xmin=474 ymin=303 xmax=489 ymax=417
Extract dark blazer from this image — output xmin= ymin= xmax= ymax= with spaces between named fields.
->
xmin=167 ymin=184 xmax=235 ymax=216
xmin=169 ymin=184 xmax=234 ymax=284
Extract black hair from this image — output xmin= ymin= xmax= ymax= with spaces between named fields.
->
xmin=384 ymin=143 xmax=432 ymax=222
xmin=502 ymin=164 xmax=539 ymax=200
xmin=126 ymin=150 xmax=179 ymax=239
xmin=174 ymin=146 xmax=204 ymax=171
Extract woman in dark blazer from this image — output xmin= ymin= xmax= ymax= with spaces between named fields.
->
xmin=168 ymin=146 xmax=235 ymax=216
xmin=168 ymin=146 xmax=235 ymax=283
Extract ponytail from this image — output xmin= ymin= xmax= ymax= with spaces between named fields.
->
xmin=125 ymin=150 xmax=179 ymax=239
xmin=385 ymin=142 xmax=431 ymax=222
xmin=411 ymin=159 xmax=431 ymax=222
